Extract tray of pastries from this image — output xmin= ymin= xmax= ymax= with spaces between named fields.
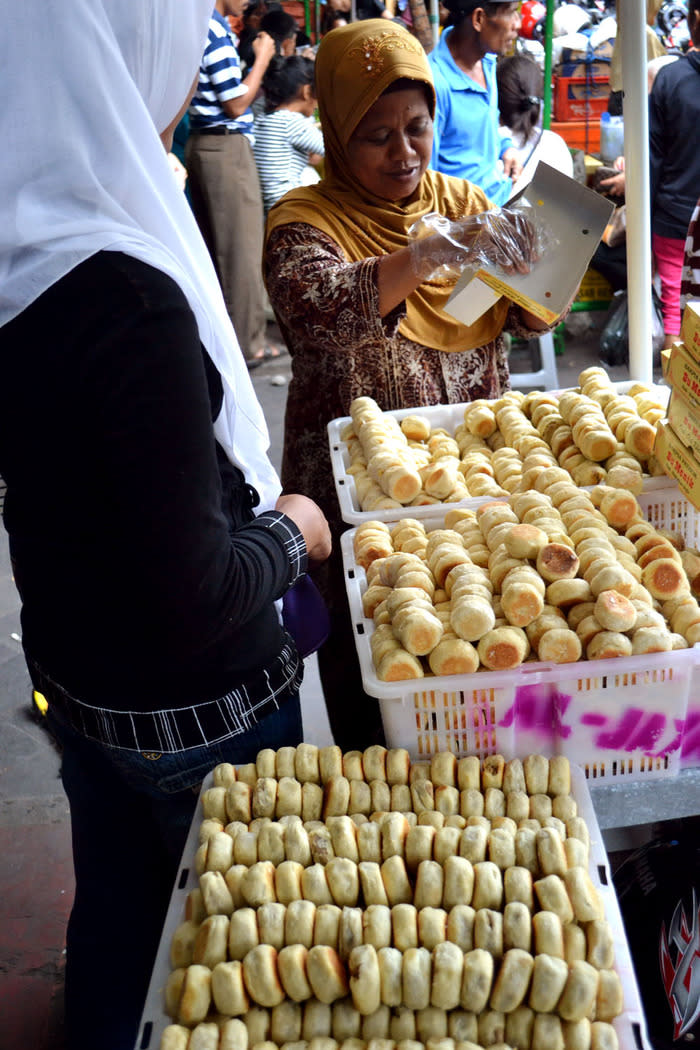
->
xmin=137 ymin=747 xmax=649 ymax=1050
xmin=327 ymin=371 xmax=670 ymax=524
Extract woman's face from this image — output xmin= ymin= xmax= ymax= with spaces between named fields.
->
xmin=346 ymin=86 xmax=433 ymax=202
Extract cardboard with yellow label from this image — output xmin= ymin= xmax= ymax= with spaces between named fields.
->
xmin=654 ymin=420 xmax=700 ymax=510
xmin=667 ymin=389 xmax=700 ymax=461
xmin=445 ymin=162 xmax=615 ymax=327
xmin=662 ymin=340 xmax=700 ymax=415
xmin=680 ymin=300 xmax=700 ymax=364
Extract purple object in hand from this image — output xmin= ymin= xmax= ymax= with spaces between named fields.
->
xmin=282 ymin=574 xmax=330 ymax=658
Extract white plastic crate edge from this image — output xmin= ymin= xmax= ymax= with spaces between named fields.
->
xmin=328 ymin=382 xmax=672 ymax=526
xmin=135 ymin=765 xmax=651 ymax=1050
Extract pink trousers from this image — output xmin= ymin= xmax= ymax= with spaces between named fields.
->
xmin=653 ymin=231 xmax=686 ymax=337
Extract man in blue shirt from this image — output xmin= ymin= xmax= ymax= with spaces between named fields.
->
xmin=429 ymin=0 xmax=523 ymax=205
xmin=187 ymin=1 xmax=276 ymax=368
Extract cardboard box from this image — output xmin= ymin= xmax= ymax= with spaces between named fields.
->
xmin=667 ymin=389 xmax=700 ymax=461
xmin=575 ymin=266 xmax=613 ymax=305
xmin=681 ymin=301 xmax=700 ymax=363
xmin=663 ymin=339 xmax=700 ymax=414
xmin=556 ymin=59 xmax=611 ymax=80
xmin=445 ymin=162 xmax=615 ymax=326
xmin=654 ymin=420 xmax=700 ymax=509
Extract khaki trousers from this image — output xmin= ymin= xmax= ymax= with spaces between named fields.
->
xmin=186 ymin=131 xmax=266 ymax=361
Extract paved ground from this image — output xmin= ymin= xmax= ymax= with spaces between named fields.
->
xmin=0 ymin=306 xmax=659 ymax=1050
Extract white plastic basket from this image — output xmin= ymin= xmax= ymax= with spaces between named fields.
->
xmin=136 ymin=766 xmax=650 ymax=1050
xmin=342 ymin=487 xmax=700 ymax=781
xmin=328 ymin=382 xmax=672 ymax=526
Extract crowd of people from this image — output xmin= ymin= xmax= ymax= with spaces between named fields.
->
xmin=1 ymin=2 xmax=699 ymax=1050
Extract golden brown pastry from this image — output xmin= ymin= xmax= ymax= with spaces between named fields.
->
xmin=418 ymin=906 xmax=449 ymax=950
xmin=446 ymin=903 xmax=476 ymax=952
xmin=557 ymin=959 xmax=600 ymax=1022
xmin=392 ymin=902 xmax=419 ymax=952
xmin=306 ymin=945 xmax=350 ymax=1004
xmin=159 ymin=1025 xmax=191 ymax=1050
xmin=459 ymin=948 xmax=494 ymax=1013
xmin=348 ymin=944 xmax=382 ymax=1015
xmin=477 ymin=626 xmax=529 ymax=670
xmin=586 ymin=918 xmax=616 ymax=970
xmin=489 ymin=948 xmax=534 ymax=1012
xmin=502 ymin=901 xmax=531 ymax=952
xmin=212 ymin=959 xmax=250 ymax=1016
xmin=242 ymin=944 xmax=286 ymax=1008
xmin=532 ymin=910 xmax=564 ymax=958
xmin=414 ymin=859 xmax=445 ymax=910
xmin=402 ymin=946 xmax=432 ymax=1010
xmin=431 ymin=940 xmax=464 ymax=1009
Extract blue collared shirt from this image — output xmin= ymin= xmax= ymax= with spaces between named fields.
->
xmin=429 ymin=29 xmax=514 ymax=205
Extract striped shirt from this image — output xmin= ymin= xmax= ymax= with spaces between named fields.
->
xmin=189 ymin=10 xmax=253 ymax=139
xmin=252 ymin=109 xmax=324 ymax=213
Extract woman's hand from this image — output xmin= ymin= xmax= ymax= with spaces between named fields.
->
xmin=276 ymin=494 xmax=332 ymax=566
xmin=410 ymin=208 xmax=538 ymax=281
xmin=599 ymin=170 xmax=626 ymax=198
xmin=501 ymin=148 xmax=523 ymax=182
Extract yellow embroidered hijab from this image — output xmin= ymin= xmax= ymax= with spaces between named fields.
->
xmin=265 ymin=19 xmax=509 ymax=352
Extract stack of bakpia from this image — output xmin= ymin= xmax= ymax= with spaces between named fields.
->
xmin=340 ymin=371 xmax=667 ymax=512
xmin=352 ymin=477 xmax=700 ymax=680
xmin=160 ymin=748 xmax=628 ymax=1050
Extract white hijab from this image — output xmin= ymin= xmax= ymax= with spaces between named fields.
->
xmin=0 ymin=0 xmax=281 ymax=509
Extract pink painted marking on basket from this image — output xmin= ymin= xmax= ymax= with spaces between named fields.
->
xmin=500 ymin=684 xmax=565 ymax=742
xmin=553 ymin=691 xmax=573 ymax=739
xmin=680 ymin=710 xmax=700 ymax=761
xmin=580 ymin=707 xmax=683 ymax=757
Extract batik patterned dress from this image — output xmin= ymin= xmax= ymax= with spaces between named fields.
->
xmin=266 ymin=221 xmax=536 ymax=529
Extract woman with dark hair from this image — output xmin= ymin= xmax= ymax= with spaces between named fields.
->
xmin=253 ymin=55 xmax=325 ymax=213
xmin=496 ymin=53 xmax=572 ymax=191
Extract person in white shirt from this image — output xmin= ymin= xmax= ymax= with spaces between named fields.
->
xmin=496 ymin=52 xmax=573 ymax=195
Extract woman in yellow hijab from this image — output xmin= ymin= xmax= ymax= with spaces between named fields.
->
xmin=264 ymin=19 xmax=553 ymax=749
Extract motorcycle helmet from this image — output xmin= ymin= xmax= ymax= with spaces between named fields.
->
xmin=552 ymin=2 xmax=592 ymax=36
xmin=519 ymin=0 xmax=546 ymax=40
xmin=613 ymin=820 xmax=700 ymax=1047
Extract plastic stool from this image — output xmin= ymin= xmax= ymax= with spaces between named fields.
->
xmin=509 ymin=331 xmax=559 ymax=391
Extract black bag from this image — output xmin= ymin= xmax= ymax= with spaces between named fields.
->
xmin=599 ymin=288 xmax=664 ymax=367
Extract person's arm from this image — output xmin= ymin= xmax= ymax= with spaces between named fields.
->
xmin=500 ymin=147 xmax=523 ymax=181
xmin=288 ymin=116 xmax=325 ymax=160
xmin=266 ymin=209 xmax=539 ymax=332
xmin=220 ymin=32 xmax=276 ymax=119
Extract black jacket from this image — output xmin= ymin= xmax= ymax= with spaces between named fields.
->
xmin=0 ymin=253 xmax=306 ymax=711
xmin=649 ymin=50 xmax=700 ymax=240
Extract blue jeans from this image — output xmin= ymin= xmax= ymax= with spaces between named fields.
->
xmin=46 ymin=693 xmax=302 ymax=1050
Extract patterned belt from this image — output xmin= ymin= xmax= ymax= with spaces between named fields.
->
xmin=28 ymin=639 xmax=302 ymax=753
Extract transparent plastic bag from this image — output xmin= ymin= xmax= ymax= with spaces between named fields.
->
xmin=408 ymin=199 xmax=555 ymax=283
